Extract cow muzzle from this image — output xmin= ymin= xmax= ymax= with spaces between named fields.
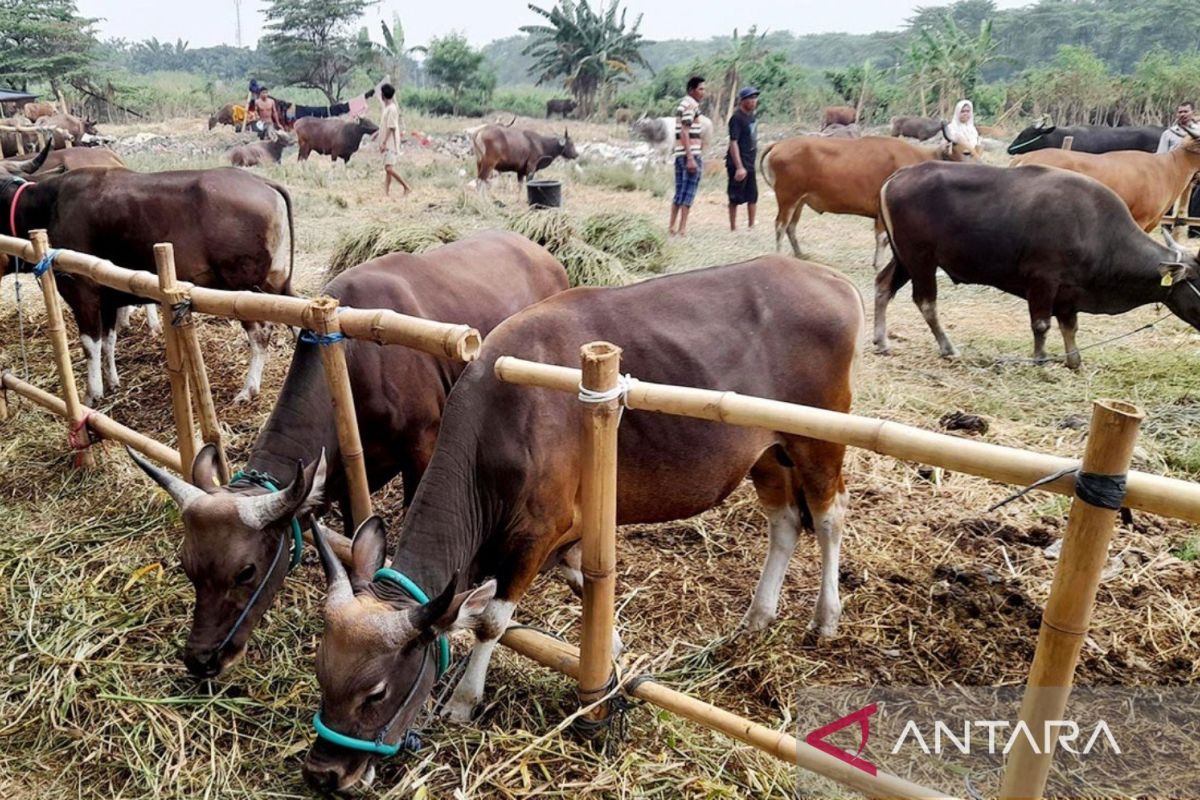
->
xmin=183 ymin=639 xmax=246 ymax=679
xmin=303 ymin=740 xmax=375 ymax=793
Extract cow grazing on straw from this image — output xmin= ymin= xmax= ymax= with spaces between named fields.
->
xmin=300 ymin=257 xmax=862 ymax=792
xmin=127 ymin=232 xmax=568 ymax=680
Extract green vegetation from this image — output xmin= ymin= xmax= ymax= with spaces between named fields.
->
xmin=260 ymin=0 xmax=372 ymax=104
xmin=0 ymin=0 xmax=96 ymax=93
xmin=421 ymin=33 xmax=494 ymax=116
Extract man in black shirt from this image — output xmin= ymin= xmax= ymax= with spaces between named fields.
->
xmin=727 ymin=87 xmax=760 ymax=231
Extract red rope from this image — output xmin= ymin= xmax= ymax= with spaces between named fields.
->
xmin=69 ymin=412 xmax=95 ymax=466
xmin=9 ymin=180 xmax=33 ymax=237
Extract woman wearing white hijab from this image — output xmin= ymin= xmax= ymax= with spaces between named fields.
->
xmin=944 ymin=99 xmax=982 ymax=151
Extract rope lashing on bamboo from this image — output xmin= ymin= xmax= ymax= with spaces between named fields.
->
xmin=298 ymin=329 xmax=346 ymax=346
xmin=988 ymin=464 xmax=1127 ymax=512
xmin=578 ymin=373 xmax=638 ymax=424
xmin=68 ymin=410 xmax=96 ymax=466
xmin=169 ymin=298 xmax=192 ymax=327
xmin=31 ymin=248 xmax=60 ymax=278
xmin=572 ymin=668 xmax=635 ymax=745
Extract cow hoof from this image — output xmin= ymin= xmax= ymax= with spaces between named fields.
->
xmin=441 ymin=698 xmax=478 ymax=724
xmin=874 ymin=341 xmax=891 ymax=355
xmin=233 ymin=388 xmax=258 ymax=404
xmin=738 ymin=607 xmax=776 ymax=633
xmin=939 ymin=347 xmax=961 ymax=360
xmin=807 ymin=618 xmax=839 ymax=638
xmin=1065 ymin=354 xmax=1082 ymax=371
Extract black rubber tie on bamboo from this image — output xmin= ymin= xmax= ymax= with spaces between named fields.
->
xmin=572 ymin=670 xmax=633 ymax=746
xmin=170 ymin=298 xmax=192 ymax=327
xmin=1073 ymin=471 xmax=1127 ymax=510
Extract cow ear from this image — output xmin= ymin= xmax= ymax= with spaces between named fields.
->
xmin=410 ymin=577 xmax=497 ymax=634
xmin=350 ymin=515 xmax=388 ymax=581
xmin=190 ymin=444 xmax=223 ymax=490
xmin=1158 ymin=262 xmax=1189 ymax=286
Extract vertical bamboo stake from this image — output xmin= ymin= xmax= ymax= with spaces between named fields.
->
xmin=1172 ymin=185 xmax=1190 ymax=243
xmin=309 ymin=296 xmax=372 ymax=529
xmin=1061 ymin=135 xmax=1074 ymax=150
xmin=154 ymin=244 xmax=200 ymax=480
xmin=162 ymin=247 xmax=230 ymax=484
xmin=0 ymin=377 xmax=8 ymax=420
xmin=31 ymin=229 xmax=93 ymax=468
xmin=1000 ymin=399 xmax=1143 ymax=800
xmin=14 ymin=131 xmax=24 ymax=156
xmin=576 ymin=341 xmax=622 ymax=729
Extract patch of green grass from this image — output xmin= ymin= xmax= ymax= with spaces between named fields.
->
xmin=1171 ymin=538 xmax=1200 ymax=561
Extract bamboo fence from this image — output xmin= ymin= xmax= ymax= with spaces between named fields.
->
xmin=0 ymin=124 xmax=71 ymax=155
xmin=492 ymin=346 xmax=1191 ymax=800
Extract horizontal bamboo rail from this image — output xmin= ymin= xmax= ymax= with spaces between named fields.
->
xmin=499 ymin=626 xmax=957 ymax=799
xmin=0 ymin=235 xmax=482 ymax=362
xmin=0 ymin=371 xmax=354 ymax=562
xmin=493 ymin=357 xmax=1200 ymax=524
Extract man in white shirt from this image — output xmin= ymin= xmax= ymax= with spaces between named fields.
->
xmin=378 ymin=83 xmax=411 ymax=197
xmin=1157 ymin=101 xmax=1200 ymax=153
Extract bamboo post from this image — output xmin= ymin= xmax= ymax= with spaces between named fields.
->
xmin=1172 ymin=184 xmax=1190 ymax=243
xmin=575 ymin=341 xmax=622 ymax=731
xmin=1061 ymin=135 xmax=1074 ymax=150
xmin=999 ymin=399 xmax=1143 ymax=800
xmin=14 ymin=131 xmax=24 ymax=156
xmin=154 ymin=244 xmax=200 ymax=481
xmin=160 ymin=248 xmax=230 ymax=484
xmin=31 ymin=229 xmax=94 ymax=468
xmin=308 ymin=296 xmax=372 ymax=529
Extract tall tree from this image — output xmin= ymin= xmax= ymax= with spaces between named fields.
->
xmin=521 ymin=0 xmax=649 ymax=117
xmin=423 ymin=33 xmax=487 ymax=115
xmin=0 ymin=0 xmax=96 ymax=92
xmin=261 ymin=0 xmax=370 ymax=104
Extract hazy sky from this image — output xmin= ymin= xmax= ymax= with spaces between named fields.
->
xmin=76 ymin=0 xmax=1033 ymax=49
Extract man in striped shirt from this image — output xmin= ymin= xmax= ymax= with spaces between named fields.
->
xmin=669 ymin=76 xmax=707 ymax=236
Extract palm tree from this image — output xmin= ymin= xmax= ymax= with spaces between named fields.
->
xmin=713 ymin=26 xmax=769 ymax=120
xmin=521 ymin=0 xmax=649 ymax=117
xmin=905 ymin=15 xmax=1002 ymax=116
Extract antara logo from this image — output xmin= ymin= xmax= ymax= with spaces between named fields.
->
xmin=805 ymin=703 xmax=878 ymax=775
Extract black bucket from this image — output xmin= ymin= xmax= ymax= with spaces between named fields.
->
xmin=527 ymin=179 xmax=562 ymax=208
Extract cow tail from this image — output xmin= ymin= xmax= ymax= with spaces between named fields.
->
xmin=759 ymin=142 xmax=777 ymax=189
xmin=877 ymin=175 xmax=909 ymax=297
xmin=264 ymin=177 xmax=297 ymax=296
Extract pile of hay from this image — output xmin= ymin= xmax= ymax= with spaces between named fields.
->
xmin=506 ymin=208 xmax=648 ymax=287
xmin=326 ymin=219 xmax=461 ymax=279
xmin=580 ymin=211 xmax=667 ymax=274
xmin=505 ymin=208 xmax=577 ymax=253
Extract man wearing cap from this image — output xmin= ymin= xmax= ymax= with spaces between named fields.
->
xmin=727 ymin=87 xmax=760 ymax=231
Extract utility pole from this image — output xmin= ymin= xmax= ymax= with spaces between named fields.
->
xmin=234 ymin=0 xmax=243 ymax=47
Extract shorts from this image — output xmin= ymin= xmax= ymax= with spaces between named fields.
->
xmin=673 ymin=154 xmax=703 ymax=207
xmin=727 ymin=162 xmax=758 ymax=205
xmin=384 ymin=149 xmax=398 ymax=167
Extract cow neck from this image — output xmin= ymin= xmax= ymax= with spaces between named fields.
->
xmin=386 ymin=403 xmax=489 ymax=603
xmin=245 ymin=342 xmax=343 ymax=493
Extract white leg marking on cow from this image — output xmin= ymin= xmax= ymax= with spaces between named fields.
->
xmin=145 ymin=304 xmax=162 ymax=336
xmin=810 ymin=489 xmax=848 ymax=637
xmin=442 ymin=599 xmax=516 ymax=723
xmin=873 ymin=277 xmax=892 ymax=354
xmin=1060 ymin=319 xmax=1081 ymax=370
xmin=872 ymin=230 xmax=890 ymax=270
xmin=102 ymin=327 xmax=119 ymax=392
xmin=741 ymin=504 xmax=801 ymax=632
xmin=918 ymin=299 xmax=959 ymax=358
xmin=557 ymin=543 xmax=584 ymax=597
xmin=234 ymin=324 xmax=271 ymax=403
xmin=115 ymin=307 xmax=132 ymax=332
xmin=265 ymin=192 xmax=291 ymax=293
xmin=80 ymin=334 xmax=103 ymax=405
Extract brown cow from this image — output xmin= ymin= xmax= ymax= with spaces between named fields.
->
xmin=1011 ymin=134 xmax=1200 ymax=231
xmin=472 ymin=124 xmax=578 ymax=196
xmin=22 ymin=102 xmax=57 ymax=122
xmin=35 ymin=113 xmax=100 ymax=148
xmin=2 ymin=146 xmax=125 ymax=175
xmin=295 ymin=116 xmax=379 ymax=164
xmin=126 ymin=231 xmax=568 ymax=679
xmin=890 ymin=116 xmax=942 ymax=140
xmin=2 ymin=146 xmax=295 ymax=404
xmin=300 ymin=257 xmax=863 ymax=791
xmin=761 ymin=134 xmax=977 ymax=266
xmin=230 ymin=134 xmax=293 ymax=167
xmin=209 ymin=102 xmax=244 ymax=131
xmin=821 ymin=105 xmax=857 ymax=129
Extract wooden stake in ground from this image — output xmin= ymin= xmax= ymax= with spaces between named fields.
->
xmin=575 ymin=341 xmax=622 ymax=731
xmin=30 ymin=229 xmax=94 ymax=468
xmin=1061 ymin=135 xmax=1075 ymax=150
xmin=154 ymin=244 xmax=200 ymax=481
xmin=999 ymin=399 xmax=1143 ymax=800
xmin=308 ymin=296 xmax=373 ymax=529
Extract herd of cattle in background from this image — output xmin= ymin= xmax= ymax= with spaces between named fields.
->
xmin=2 ymin=94 xmax=1199 ymax=792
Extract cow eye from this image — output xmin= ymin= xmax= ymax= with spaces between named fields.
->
xmin=235 ymin=564 xmax=256 ymax=585
xmin=364 ymin=684 xmax=387 ymax=707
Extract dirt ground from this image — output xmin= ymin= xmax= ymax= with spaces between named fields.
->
xmin=0 ymin=113 xmax=1197 ymax=799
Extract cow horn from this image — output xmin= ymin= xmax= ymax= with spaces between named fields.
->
xmin=407 ymin=572 xmax=459 ymax=632
xmin=9 ymin=139 xmax=53 ymax=175
xmin=941 ymin=121 xmax=951 ymax=141
xmin=234 ymin=459 xmax=309 ymax=530
xmin=310 ymin=517 xmax=354 ymax=611
xmin=1161 ymin=227 xmax=1188 ymax=259
xmin=126 ymin=446 xmax=207 ymax=512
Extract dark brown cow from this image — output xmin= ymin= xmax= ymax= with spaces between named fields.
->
xmin=300 ymin=257 xmax=863 ymax=791
xmin=760 ymin=134 xmax=977 ymax=266
xmin=35 ymin=113 xmax=99 ymax=148
xmin=229 ymin=134 xmax=292 ymax=167
xmin=209 ymin=102 xmax=244 ymax=131
xmin=1 ymin=151 xmax=294 ymax=404
xmin=890 ymin=116 xmax=942 ymax=140
xmin=2 ymin=146 xmax=125 ymax=175
xmin=821 ymin=105 xmax=857 ymax=129
xmin=473 ymin=124 xmax=578 ymax=196
xmin=127 ymin=231 xmax=568 ymax=679
xmin=545 ymin=98 xmax=577 ymax=118
xmin=295 ymin=116 xmax=379 ymax=164
xmin=875 ymin=161 xmax=1200 ymax=366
